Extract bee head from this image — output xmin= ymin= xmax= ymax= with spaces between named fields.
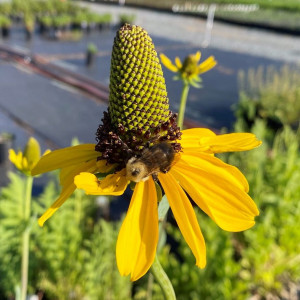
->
xmin=126 ymin=157 xmax=149 ymax=182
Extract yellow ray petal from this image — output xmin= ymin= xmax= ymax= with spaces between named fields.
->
xmin=181 ymin=129 xmax=261 ymax=153
xmin=31 ymin=144 xmax=98 ymax=176
xmin=159 ymin=173 xmax=206 ymax=268
xmin=74 ymin=169 xmax=128 ymax=195
xmin=171 ymin=159 xmax=259 ymax=232
xmin=160 ymin=53 xmax=178 ymax=72
xmin=96 ymin=160 xmax=116 ymax=173
xmin=22 ymin=157 xmax=29 ymax=171
xmin=180 ymin=128 xmax=216 ymax=149
xmin=38 ymin=183 xmax=75 ymax=227
xmin=9 ymin=149 xmax=23 ymax=170
xmin=181 ymin=151 xmax=249 ymax=192
xmin=199 ymin=133 xmax=262 ymax=153
xmin=60 ymin=159 xmax=114 ymax=188
xmin=38 ymin=159 xmax=98 ymax=226
xmin=8 ymin=149 xmax=17 ymax=164
xmin=59 ymin=160 xmax=98 ymax=188
xmin=194 ymin=51 xmax=201 ymax=62
xmin=42 ymin=149 xmax=51 ymax=156
xmin=175 ymin=56 xmax=182 ymax=69
xmin=197 ymin=56 xmax=217 ymax=74
xmin=116 ymin=178 xmax=158 ymax=281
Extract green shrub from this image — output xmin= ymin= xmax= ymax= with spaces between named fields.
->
xmin=236 ymin=66 xmax=300 ymax=132
xmin=0 ymin=3 xmax=11 ymax=15
xmin=39 ymin=15 xmax=53 ymax=27
xmin=0 ymin=15 xmax=11 ymax=28
xmin=52 ymin=14 xmax=71 ymax=28
xmin=0 ymin=172 xmax=132 ymax=299
xmin=72 ymin=12 xmax=88 ymax=26
xmin=119 ymin=14 xmax=136 ymax=25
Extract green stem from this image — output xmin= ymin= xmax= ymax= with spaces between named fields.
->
xmin=146 ymin=273 xmax=154 ymax=300
xmin=20 ymin=176 xmax=33 ymax=300
xmin=150 ymin=255 xmax=176 ymax=300
xmin=177 ymin=83 xmax=190 ymax=129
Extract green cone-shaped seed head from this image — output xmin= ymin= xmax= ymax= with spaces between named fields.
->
xmin=109 ymin=24 xmax=170 ymax=136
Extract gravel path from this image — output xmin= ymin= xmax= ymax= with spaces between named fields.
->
xmin=81 ymin=2 xmax=300 ymax=64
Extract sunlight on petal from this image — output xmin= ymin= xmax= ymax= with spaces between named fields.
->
xmin=116 ymin=178 xmax=158 ymax=281
xmin=180 ymin=128 xmax=216 ymax=149
xmin=75 ymin=169 xmax=128 ymax=195
xmin=171 ymin=159 xmax=259 ymax=232
xmin=181 ymin=130 xmax=261 ymax=154
xmin=181 ymin=151 xmax=249 ymax=192
xmin=159 ymin=173 xmax=206 ymax=268
xmin=200 ymin=133 xmax=262 ymax=153
xmin=31 ymin=144 xmax=98 ymax=175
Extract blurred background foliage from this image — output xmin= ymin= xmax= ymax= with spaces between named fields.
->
xmin=236 ymin=65 xmax=300 ymax=132
xmin=0 ymin=172 xmax=132 ymax=300
xmin=90 ymin=0 xmax=300 ymax=32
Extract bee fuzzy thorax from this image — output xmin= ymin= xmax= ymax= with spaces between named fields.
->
xmin=126 ymin=142 xmax=176 ymax=183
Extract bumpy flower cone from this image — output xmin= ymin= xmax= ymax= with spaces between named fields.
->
xmin=109 ymin=24 xmax=169 ymax=134
xmin=95 ymin=24 xmax=181 ymax=167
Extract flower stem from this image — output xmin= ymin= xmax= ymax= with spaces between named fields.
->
xmin=146 ymin=273 xmax=154 ymax=300
xmin=150 ymin=255 xmax=176 ymax=300
xmin=177 ymin=82 xmax=190 ymax=129
xmin=20 ymin=176 xmax=33 ymax=300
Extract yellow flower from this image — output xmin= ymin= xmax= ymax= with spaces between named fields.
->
xmin=31 ymin=129 xmax=261 ymax=281
xmin=9 ymin=137 xmax=50 ymax=176
xmin=160 ymin=51 xmax=217 ymax=86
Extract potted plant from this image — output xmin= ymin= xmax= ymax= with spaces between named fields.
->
xmin=119 ymin=14 xmax=136 ymax=27
xmin=24 ymin=14 xmax=35 ymax=40
xmin=39 ymin=15 xmax=52 ymax=35
xmin=86 ymin=43 xmax=98 ymax=67
xmin=0 ymin=15 xmax=12 ymax=38
xmin=72 ymin=12 xmax=88 ymax=30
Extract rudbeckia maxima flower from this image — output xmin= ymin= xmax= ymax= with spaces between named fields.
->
xmin=160 ymin=51 xmax=217 ymax=86
xmin=9 ymin=137 xmax=50 ymax=176
xmin=32 ymin=24 xmax=261 ymax=282
xmin=31 ymin=128 xmax=261 ymax=281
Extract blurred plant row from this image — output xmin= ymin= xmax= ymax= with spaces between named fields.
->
xmin=115 ymin=0 xmax=300 ymax=32
xmin=0 ymin=0 xmax=136 ymax=40
xmin=1 ymin=64 xmax=300 ymax=299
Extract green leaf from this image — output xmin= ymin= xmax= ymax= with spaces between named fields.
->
xmin=158 ymin=195 xmax=169 ymax=222
xmin=155 ymin=181 xmax=162 ymax=202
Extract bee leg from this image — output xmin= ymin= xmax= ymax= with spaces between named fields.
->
xmin=160 ymin=167 xmax=170 ymax=174
xmin=152 ymin=174 xmax=159 ymax=182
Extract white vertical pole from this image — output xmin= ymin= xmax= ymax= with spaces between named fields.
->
xmin=202 ymin=4 xmax=216 ymax=48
